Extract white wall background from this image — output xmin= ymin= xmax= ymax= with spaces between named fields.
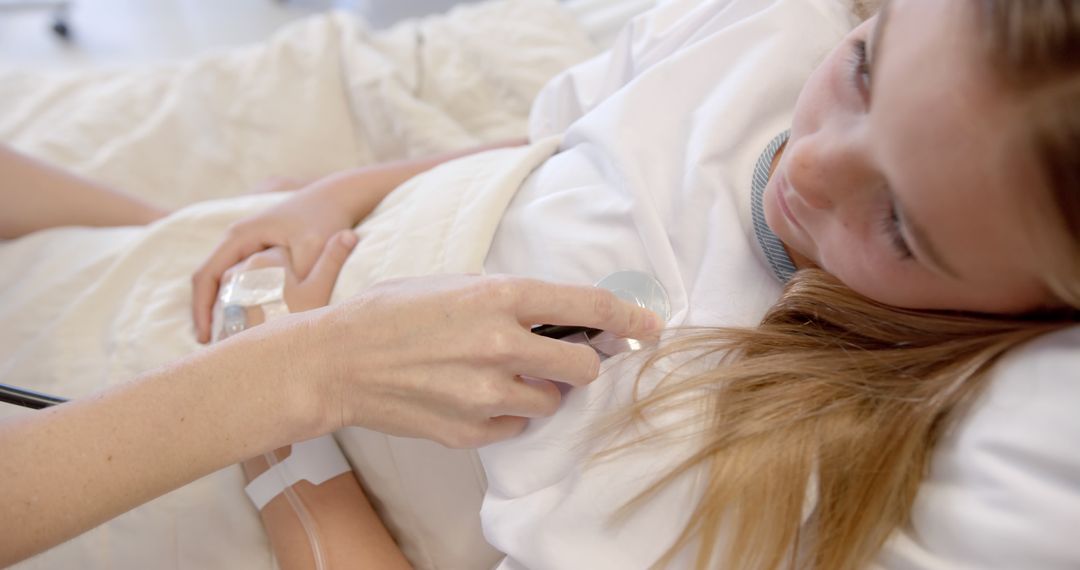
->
xmin=0 ymin=0 xmax=487 ymax=71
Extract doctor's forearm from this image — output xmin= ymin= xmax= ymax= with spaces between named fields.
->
xmin=0 ymin=319 xmax=326 ymax=567
xmin=0 ymin=145 xmax=165 ymax=239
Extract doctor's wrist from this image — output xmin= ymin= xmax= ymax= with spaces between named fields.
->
xmin=284 ymin=306 xmax=355 ymax=437
xmin=227 ymin=310 xmax=339 ymax=444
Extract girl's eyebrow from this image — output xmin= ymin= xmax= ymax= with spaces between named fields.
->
xmin=868 ymin=0 xmax=894 ymax=84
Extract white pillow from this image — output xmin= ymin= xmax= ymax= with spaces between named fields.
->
xmin=874 ymin=325 xmax=1080 ymax=569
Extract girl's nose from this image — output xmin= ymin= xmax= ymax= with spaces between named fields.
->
xmin=785 ymin=133 xmax=876 ymax=211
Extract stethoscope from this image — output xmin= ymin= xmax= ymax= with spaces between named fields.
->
xmin=0 ymin=271 xmax=670 ymax=411
xmin=0 ymin=383 xmax=67 ymax=409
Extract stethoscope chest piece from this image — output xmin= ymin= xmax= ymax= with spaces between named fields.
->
xmin=585 ymin=270 xmax=670 ymax=356
xmin=594 ymin=270 xmax=670 ymax=322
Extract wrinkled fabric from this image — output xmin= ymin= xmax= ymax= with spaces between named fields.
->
xmin=481 ymin=0 xmax=854 ymax=566
xmin=0 ymin=2 xmax=594 ymax=568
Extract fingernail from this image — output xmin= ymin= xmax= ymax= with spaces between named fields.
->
xmin=645 ymin=310 xmax=664 ymax=332
xmin=340 ymin=231 xmax=358 ymax=248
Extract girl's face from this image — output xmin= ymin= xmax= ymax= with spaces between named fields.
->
xmin=763 ymin=0 xmax=1055 ymax=314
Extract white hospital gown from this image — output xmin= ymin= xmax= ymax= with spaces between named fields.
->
xmin=482 ymin=0 xmax=856 ymax=567
xmin=480 ymin=0 xmax=1080 ymax=568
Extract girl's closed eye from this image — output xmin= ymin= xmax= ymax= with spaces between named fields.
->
xmin=849 ymin=39 xmax=872 ymax=100
xmin=881 ymin=201 xmax=914 ymax=260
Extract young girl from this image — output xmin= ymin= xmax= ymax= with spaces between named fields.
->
xmin=201 ymin=0 xmax=1079 ymax=568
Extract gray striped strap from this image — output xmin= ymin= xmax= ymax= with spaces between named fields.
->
xmin=750 ymin=130 xmax=797 ymax=283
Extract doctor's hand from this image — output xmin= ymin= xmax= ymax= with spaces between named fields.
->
xmin=287 ymin=275 xmax=663 ymax=448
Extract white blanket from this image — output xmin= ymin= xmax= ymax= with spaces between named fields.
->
xmin=0 ymin=1 xmax=595 ymax=210
xmin=0 ymin=138 xmax=559 ymax=570
xmin=0 ymin=1 xmax=594 ymax=568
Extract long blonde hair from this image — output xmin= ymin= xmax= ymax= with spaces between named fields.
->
xmin=607 ymin=2 xmax=1080 ymax=568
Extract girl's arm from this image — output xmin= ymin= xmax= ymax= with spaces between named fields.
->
xmin=219 ymin=244 xmax=413 ymax=569
xmin=0 ymin=144 xmax=166 ymax=239
xmin=191 ymin=138 xmax=529 ymax=343
xmin=242 ymin=449 xmax=412 ymax=570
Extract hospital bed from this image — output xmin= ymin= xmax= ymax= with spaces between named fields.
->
xmin=0 ymin=1 xmax=654 ymax=568
xmin=2 ymin=0 xmax=1079 ymax=568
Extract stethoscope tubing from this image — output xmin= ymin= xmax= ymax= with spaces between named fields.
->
xmin=0 ymin=383 xmax=67 ymax=409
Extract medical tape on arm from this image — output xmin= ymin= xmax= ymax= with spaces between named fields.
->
xmin=218 ymin=267 xmax=351 ymax=508
xmin=220 ymin=266 xmax=290 ymax=318
xmin=244 ymin=435 xmax=352 ymax=510
xmin=215 ymin=267 xmax=290 ymax=341
xmin=214 ymin=265 xmax=341 ymax=569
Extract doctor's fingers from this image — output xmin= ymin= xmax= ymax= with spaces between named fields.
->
xmin=511 ymin=279 xmax=662 ymax=342
xmin=510 ymin=334 xmax=602 ymax=387
xmin=429 ymin=415 xmax=530 ymax=449
xmin=471 ymin=416 xmax=530 ymax=447
xmin=469 ymin=375 xmax=563 ymax=419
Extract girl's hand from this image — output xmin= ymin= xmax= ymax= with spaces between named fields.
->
xmin=217 ymin=230 xmax=359 ymax=324
xmin=193 ymin=139 xmax=530 ymax=343
xmin=193 ymin=178 xmax=379 ymax=343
